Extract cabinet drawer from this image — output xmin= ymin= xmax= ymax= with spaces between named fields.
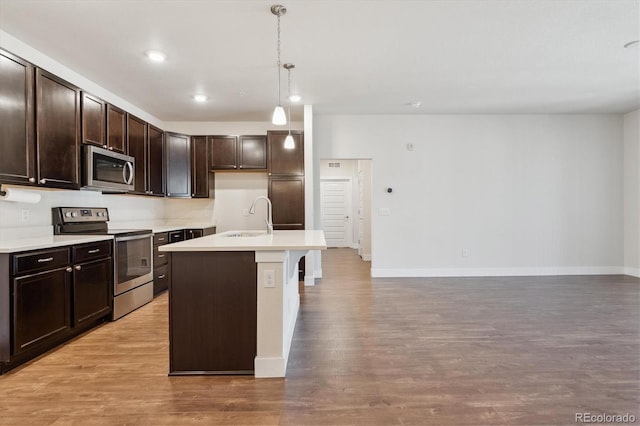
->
xmin=72 ymin=240 xmax=111 ymax=263
xmin=12 ymin=248 xmax=70 ymax=276
xmin=168 ymin=230 xmax=185 ymax=243
xmin=154 ymin=264 xmax=169 ymax=294
xmin=154 ymin=247 xmax=169 ymax=267
xmin=153 ymin=232 xmax=169 ymax=246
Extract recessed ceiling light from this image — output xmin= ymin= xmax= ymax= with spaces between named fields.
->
xmin=146 ymin=50 xmax=167 ymax=62
xmin=192 ymin=94 xmax=208 ymax=103
xmin=624 ymin=40 xmax=639 ymax=48
xmin=289 ymin=94 xmax=302 ymax=102
xmin=408 ymin=101 xmax=422 ymax=108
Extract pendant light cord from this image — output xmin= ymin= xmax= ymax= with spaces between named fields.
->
xmin=276 ymin=13 xmax=282 ymax=107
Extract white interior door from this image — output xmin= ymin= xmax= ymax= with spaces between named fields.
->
xmin=321 ymin=179 xmax=352 ymax=248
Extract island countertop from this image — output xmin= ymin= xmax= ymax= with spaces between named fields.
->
xmin=158 ymin=230 xmax=327 ymax=252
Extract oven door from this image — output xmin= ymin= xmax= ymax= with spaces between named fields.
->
xmin=113 ymin=233 xmax=153 ymax=295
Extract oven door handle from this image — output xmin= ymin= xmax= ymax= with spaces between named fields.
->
xmin=115 ymin=233 xmax=152 ymax=242
xmin=123 ymin=161 xmax=134 ymax=185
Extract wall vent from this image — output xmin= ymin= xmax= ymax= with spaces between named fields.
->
xmin=328 ymin=162 xmax=341 ymax=168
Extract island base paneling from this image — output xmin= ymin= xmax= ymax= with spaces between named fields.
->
xmin=169 ymin=251 xmax=257 ymax=375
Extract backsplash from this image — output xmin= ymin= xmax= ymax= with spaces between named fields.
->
xmin=0 ymin=185 xmax=214 ymax=240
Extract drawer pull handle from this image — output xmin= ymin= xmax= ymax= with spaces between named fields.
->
xmin=158 ymin=274 xmax=165 ymax=279
xmin=158 ymin=254 xmax=165 ymax=258
xmin=158 ymin=238 xmax=165 ymax=241
xmin=37 ymin=257 xmax=54 ymax=263
xmin=88 ymin=249 xmax=100 ymax=254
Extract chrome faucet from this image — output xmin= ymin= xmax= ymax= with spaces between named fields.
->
xmin=249 ymin=196 xmax=273 ymax=234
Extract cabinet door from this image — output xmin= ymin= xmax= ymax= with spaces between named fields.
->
xmin=127 ymin=114 xmax=147 ymax=195
xmin=268 ymin=131 xmax=304 ymax=176
xmin=72 ymin=258 xmax=112 ymax=326
xmin=35 ymin=68 xmax=81 ymax=189
xmin=268 ymin=176 xmax=305 ymax=229
xmin=239 ymin=135 xmax=267 ymax=170
xmin=0 ymin=49 xmax=35 ymax=185
xmin=191 ymin=136 xmax=209 ymax=198
xmin=106 ymin=104 xmax=126 ymax=153
xmin=13 ymin=268 xmax=71 ymax=355
xmin=81 ymin=92 xmax=105 ymax=147
xmin=209 ymin=135 xmax=238 ymax=170
xmin=147 ymin=125 xmax=164 ymax=196
xmin=165 ymin=133 xmax=191 ymax=198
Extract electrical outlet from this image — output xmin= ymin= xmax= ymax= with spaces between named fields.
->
xmin=462 ymin=248 xmax=470 ymax=258
xmin=243 ymin=209 xmax=249 ymax=216
xmin=379 ymin=208 xmax=391 ymax=216
xmin=20 ymin=209 xmax=29 ymax=222
xmin=264 ymin=269 xmax=275 ymax=288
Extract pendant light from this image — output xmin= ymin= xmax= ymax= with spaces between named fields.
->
xmin=271 ymin=5 xmax=287 ymax=125
xmin=283 ymin=63 xmax=295 ymax=149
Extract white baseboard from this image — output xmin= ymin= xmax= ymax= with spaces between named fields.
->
xmin=254 ymin=356 xmax=286 ymax=378
xmin=304 ymin=275 xmax=315 ymax=286
xmin=360 ymin=254 xmax=371 ymax=261
xmin=624 ymin=267 xmax=640 ymax=278
xmin=370 ymin=266 xmax=628 ymax=278
xmin=350 ymin=243 xmax=360 ymax=249
xmin=314 ymin=268 xmax=322 ymax=279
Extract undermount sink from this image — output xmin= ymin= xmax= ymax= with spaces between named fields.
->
xmin=223 ymin=231 xmax=267 ymax=238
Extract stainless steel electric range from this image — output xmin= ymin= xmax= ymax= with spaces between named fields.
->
xmin=52 ymin=207 xmax=153 ymax=320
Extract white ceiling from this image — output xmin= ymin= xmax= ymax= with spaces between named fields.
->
xmin=0 ymin=0 xmax=638 ymax=122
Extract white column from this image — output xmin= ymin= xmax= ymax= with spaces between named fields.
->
xmin=254 ymin=249 xmax=308 ymax=378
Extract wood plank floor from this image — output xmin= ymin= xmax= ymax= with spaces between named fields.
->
xmin=0 ymin=248 xmax=638 ymax=425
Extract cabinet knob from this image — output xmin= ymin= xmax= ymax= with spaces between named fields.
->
xmin=239 ymin=165 xmax=243 ymax=169
xmin=167 ymin=193 xmax=171 ymax=196
xmin=28 ymin=177 xmax=35 ymax=183
xmin=39 ymin=178 xmax=47 ymax=184
xmin=75 ymin=265 xmax=82 ymax=270
xmin=108 ymin=147 xmax=114 ymax=151
xmin=66 ymin=267 xmax=73 ymax=273
xmin=233 ymin=165 xmax=237 ymax=169
xmin=103 ymin=145 xmax=108 ymax=149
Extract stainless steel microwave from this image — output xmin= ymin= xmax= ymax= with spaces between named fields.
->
xmin=82 ymin=145 xmax=135 ymax=192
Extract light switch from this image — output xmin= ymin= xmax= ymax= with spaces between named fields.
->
xmin=379 ymin=208 xmax=391 ymax=216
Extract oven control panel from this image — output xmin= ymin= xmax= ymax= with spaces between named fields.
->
xmin=55 ymin=207 xmax=109 ymax=223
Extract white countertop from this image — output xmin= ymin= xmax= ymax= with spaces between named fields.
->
xmin=159 ymin=230 xmax=327 ymax=252
xmin=0 ymin=235 xmax=114 ymax=253
xmin=108 ymin=221 xmax=216 ymax=234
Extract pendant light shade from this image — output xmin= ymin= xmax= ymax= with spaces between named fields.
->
xmin=272 ymin=105 xmax=287 ymax=125
xmin=284 ymin=133 xmax=295 ymax=149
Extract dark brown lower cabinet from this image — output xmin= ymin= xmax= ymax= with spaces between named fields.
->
xmin=0 ymin=242 xmax=113 ymax=374
xmin=169 ymin=251 xmax=256 ymax=375
xmin=13 ymin=268 xmax=71 ymax=355
xmin=72 ymin=257 xmax=112 ymax=326
xmin=153 ymin=232 xmax=170 ymax=296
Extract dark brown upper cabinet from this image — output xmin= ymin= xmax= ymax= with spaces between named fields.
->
xmin=35 ymin=68 xmax=81 ymax=189
xmin=106 ymin=104 xmax=127 ymax=154
xmin=268 ymin=176 xmax=305 ymax=229
xmin=165 ymin=132 xmax=191 ymax=198
xmin=127 ymin=114 xmax=148 ymax=195
xmin=147 ymin=125 xmax=164 ymax=196
xmin=267 ymin=131 xmax=304 ymax=176
xmin=81 ymin=92 xmax=105 ymax=148
xmin=191 ymin=135 xmax=213 ymax=198
xmin=209 ymin=135 xmax=267 ymax=171
xmin=0 ymin=49 xmax=35 ymax=185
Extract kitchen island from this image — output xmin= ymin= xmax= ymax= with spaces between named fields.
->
xmin=158 ymin=230 xmax=326 ymax=378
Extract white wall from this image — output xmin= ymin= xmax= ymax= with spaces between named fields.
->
xmin=314 ymin=114 xmax=625 ymax=277
xmin=0 ymin=186 xmax=166 ymax=240
xmin=623 ymin=110 xmax=640 ymax=277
